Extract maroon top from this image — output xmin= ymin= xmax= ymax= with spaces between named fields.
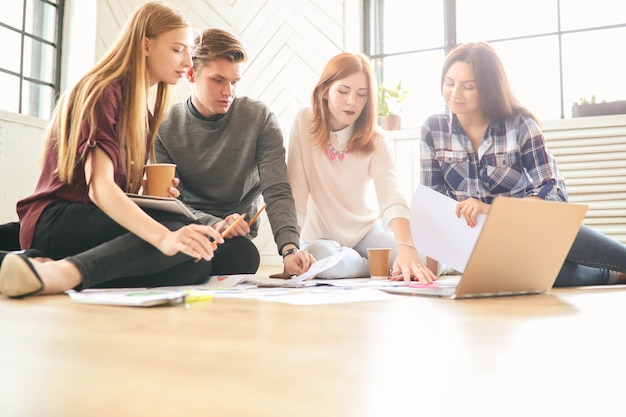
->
xmin=17 ymin=80 xmax=138 ymax=249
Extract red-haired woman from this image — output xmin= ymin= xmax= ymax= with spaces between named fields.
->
xmin=287 ymin=52 xmax=435 ymax=283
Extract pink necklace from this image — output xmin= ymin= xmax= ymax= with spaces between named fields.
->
xmin=324 ymin=142 xmax=350 ymax=161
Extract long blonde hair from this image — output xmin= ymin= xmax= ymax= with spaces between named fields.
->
xmin=310 ymin=52 xmax=381 ymax=155
xmin=53 ymin=1 xmax=190 ymax=192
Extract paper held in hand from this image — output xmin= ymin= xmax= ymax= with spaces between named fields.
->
xmin=410 ymin=185 xmax=487 ymax=273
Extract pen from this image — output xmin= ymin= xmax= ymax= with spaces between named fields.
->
xmin=247 ymin=204 xmax=266 ymax=227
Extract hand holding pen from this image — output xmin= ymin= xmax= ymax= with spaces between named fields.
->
xmin=192 ymin=205 xmax=267 ymax=262
xmin=191 ymin=216 xmax=242 ymax=263
xmin=217 ymin=205 xmax=266 ymax=238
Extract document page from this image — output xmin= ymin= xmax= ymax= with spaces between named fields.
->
xmin=410 ymin=185 xmax=486 ymax=272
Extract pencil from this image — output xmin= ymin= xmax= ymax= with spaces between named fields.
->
xmin=247 ymin=204 xmax=267 ymax=227
xmin=212 ymin=214 xmax=246 ymax=248
xmin=194 ymin=214 xmax=247 ymax=262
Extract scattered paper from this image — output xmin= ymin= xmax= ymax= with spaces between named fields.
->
xmin=205 ymin=274 xmax=256 ymax=288
xmin=243 ymin=247 xmax=351 ymax=287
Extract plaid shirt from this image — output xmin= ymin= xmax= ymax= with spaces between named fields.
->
xmin=420 ymin=111 xmax=567 ymax=203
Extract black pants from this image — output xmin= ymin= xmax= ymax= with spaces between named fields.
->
xmin=0 ymin=221 xmax=20 ymax=251
xmin=32 ymin=202 xmax=260 ymax=290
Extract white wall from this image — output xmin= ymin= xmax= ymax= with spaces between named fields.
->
xmin=61 ymin=0 xmax=98 ymax=91
xmin=0 ymin=111 xmax=47 ymax=222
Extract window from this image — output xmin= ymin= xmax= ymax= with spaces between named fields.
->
xmin=0 ymin=0 xmax=64 ymax=119
xmin=365 ymin=0 xmax=626 ymax=126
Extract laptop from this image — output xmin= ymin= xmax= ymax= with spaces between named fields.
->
xmin=384 ymin=196 xmax=588 ymax=299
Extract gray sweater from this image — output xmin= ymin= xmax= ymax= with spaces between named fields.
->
xmin=155 ymin=97 xmax=300 ymax=253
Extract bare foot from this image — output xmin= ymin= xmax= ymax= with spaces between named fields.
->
xmin=0 ymin=254 xmax=81 ymax=298
xmin=30 ymin=258 xmax=82 ymax=295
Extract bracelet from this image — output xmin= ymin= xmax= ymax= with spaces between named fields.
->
xmin=395 ymin=242 xmax=416 ymax=251
xmin=282 ymin=248 xmax=300 ymax=258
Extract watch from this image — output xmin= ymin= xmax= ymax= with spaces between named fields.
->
xmin=282 ymin=248 xmax=300 ymax=259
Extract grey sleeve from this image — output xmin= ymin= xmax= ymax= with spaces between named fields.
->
xmin=256 ymin=111 xmax=301 ymax=253
xmin=156 ymin=134 xmax=222 ymax=226
xmin=192 ymin=211 xmax=222 ymax=226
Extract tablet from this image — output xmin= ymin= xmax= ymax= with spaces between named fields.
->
xmin=126 ymin=193 xmax=197 ymax=219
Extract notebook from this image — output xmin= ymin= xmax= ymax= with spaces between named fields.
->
xmin=385 ymin=196 xmax=588 ymax=299
xmin=67 ymin=289 xmax=185 ymax=307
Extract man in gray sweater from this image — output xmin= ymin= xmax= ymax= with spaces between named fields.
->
xmin=156 ymin=28 xmax=312 ymax=276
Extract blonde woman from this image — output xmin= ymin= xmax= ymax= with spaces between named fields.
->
xmin=0 ymin=1 xmax=259 ymax=298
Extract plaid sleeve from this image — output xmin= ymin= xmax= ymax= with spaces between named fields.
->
xmin=419 ymin=121 xmax=448 ymax=196
xmin=518 ymin=116 xmax=568 ymax=202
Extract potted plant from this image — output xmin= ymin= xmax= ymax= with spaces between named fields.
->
xmin=377 ymin=81 xmax=409 ymax=130
xmin=572 ymin=95 xmax=626 ymax=117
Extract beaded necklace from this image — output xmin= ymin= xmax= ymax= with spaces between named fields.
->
xmin=325 ymin=128 xmax=352 ymax=161
xmin=324 ymin=142 xmax=350 ymax=161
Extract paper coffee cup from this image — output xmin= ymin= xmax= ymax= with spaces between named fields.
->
xmin=145 ymin=164 xmax=176 ymax=197
xmin=367 ymin=248 xmax=391 ymax=280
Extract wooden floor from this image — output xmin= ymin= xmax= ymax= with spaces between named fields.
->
xmin=2 ymin=269 xmax=626 ymax=417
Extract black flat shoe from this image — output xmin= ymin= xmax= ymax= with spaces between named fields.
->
xmin=0 ymin=248 xmax=47 ymax=268
xmin=0 ymin=253 xmax=45 ymax=298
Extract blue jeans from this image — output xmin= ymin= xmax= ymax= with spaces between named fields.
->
xmin=553 ymin=224 xmax=626 ymax=287
xmin=303 ymin=220 xmax=396 ymax=279
xmin=32 ymin=201 xmax=260 ymax=290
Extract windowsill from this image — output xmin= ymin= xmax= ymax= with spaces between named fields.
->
xmin=379 ymin=114 xmax=626 ymax=139
xmin=381 ymin=127 xmax=420 ymax=141
xmin=0 ymin=110 xmax=48 ymax=128
xmin=542 ymin=114 xmax=626 ymax=130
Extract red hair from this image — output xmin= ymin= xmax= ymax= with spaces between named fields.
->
xmin=310 ymin=52 xmax=382 ymax=155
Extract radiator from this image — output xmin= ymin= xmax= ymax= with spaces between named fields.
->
xmin=543 ymin=115 xmax=626 ymax=244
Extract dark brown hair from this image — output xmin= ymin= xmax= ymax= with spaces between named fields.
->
xmin=441 ymin=42 xmax=539 ymax=124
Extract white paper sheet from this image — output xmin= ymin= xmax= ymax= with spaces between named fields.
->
xmin=410 ymin=185 xmax=487 ymax=272
xmin=206 ymin=286 xmax=397 ymax=305
xmin=243 ymin=247 xmax=351 ymax=287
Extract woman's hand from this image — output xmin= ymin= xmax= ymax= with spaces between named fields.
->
xmin=158 ymin=223 xmax=224 ymax=261
xmin=86 ymin=148 xmax=220 ymax=261
xmin=388 ymin=217 xmax=436 ymax=284
xmin=389 ymin=245 xmax=437 ymax=284
xmin=456 ymin=198 xmax=490 ymax=227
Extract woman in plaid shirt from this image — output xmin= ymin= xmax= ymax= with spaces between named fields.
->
xmin=420 ymin=42 xmax=626 ymax=287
